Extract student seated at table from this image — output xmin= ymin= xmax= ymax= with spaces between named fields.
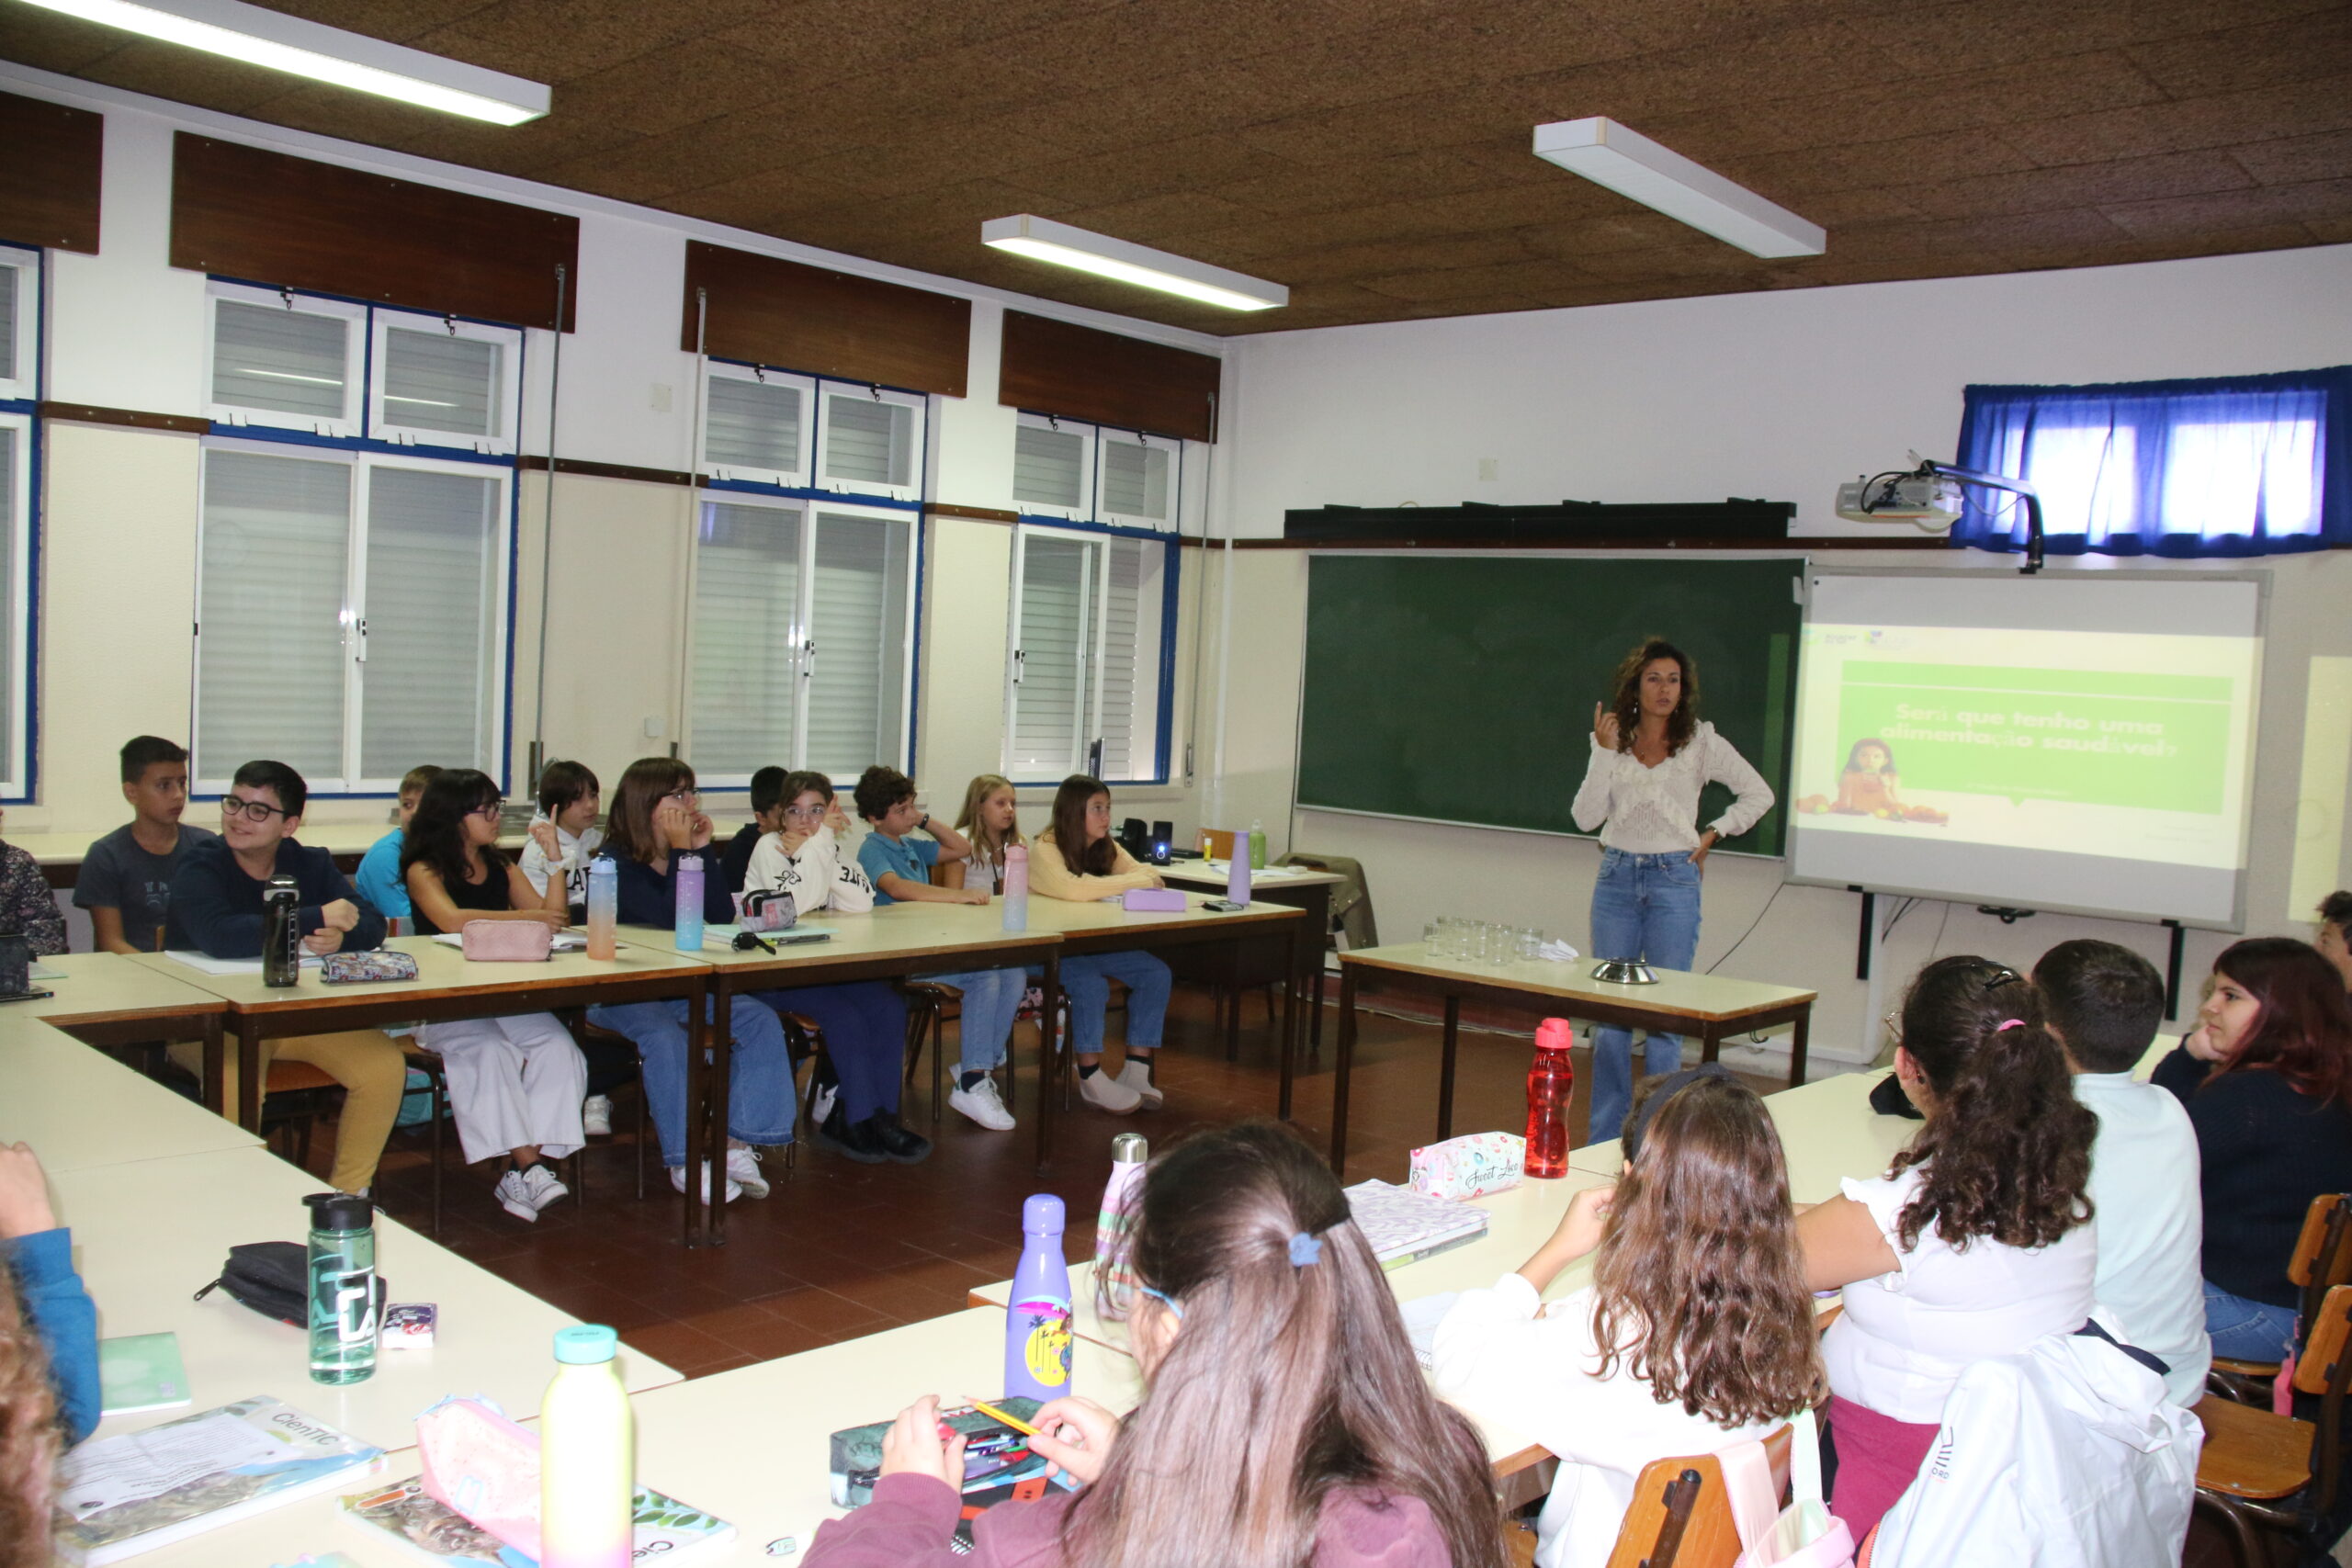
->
xmin=518 ymin=758 xmax=604 ymax=916
xmin=401 ymin=769 xmax=588 ymax=1224
xmin=2152 ymin=938 xmax=2352 ymax=1361
xmin=854 ymin=766 xmax=1023 ymax=1134
xmin=1435 ymin=1067 xmax=1824 ymax=1568
xmin=2033 ymin=939 xmax=2208 ymax=1404
xmin=582 ymin=759 xmax=795 ymax=1204
xmin=1797 ymin=956 xmax=2098 ymax=1541
xmin=0 ymin=809 xmax=64 ymax=960
xmin=742 ymin=772 xmax=930 ymax=1165
xmin=353 ymin=764 xmax=440 ymax=927
xmin=807 ymin=1121 xmax=1507 ymax=1568
xmin=76 ymin=735 xmax=217 ymax=954
xmin=1028 ymin=774 xmax=1172 ymax=1116
xmin=941 ymin=773 xmax=1020 ymax=894
xmin=718 ymin=766 xmax=787 ymax=897
xmin=2318 ymin=890 xmax=2352 ymax=992
xmin=166 ymin=761 xmax=407 ymax=1198
xmin=0 ymin=1142 xmax=96 ymax=1449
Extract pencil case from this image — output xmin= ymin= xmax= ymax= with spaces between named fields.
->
xmin=319 ymin=950 xmax=421 ymax=984
xmin=1409 ymin=1132 xmax=1525 ymax=1201
xmin=1122 ymin=888 xmax=1186 ymax=913
xmin=458 ymin=919 xmax=553 ymax=962
xmin=417 ymin=1395 xmax=542 ymax=1556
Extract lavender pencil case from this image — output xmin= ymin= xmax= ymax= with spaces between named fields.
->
xmin=1123 ymin=888 xmax=1186 ymax=913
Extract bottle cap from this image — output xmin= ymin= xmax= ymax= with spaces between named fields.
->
xmin=1005 ymin=843 xmax=1026 ymax=861
xmin=552 ymin=1324 xmax=619 ymax=1364
xmin=1110 ymin=1134 xmax=1148 ymax=1164
xmin=303 ymin=1191 xmax=375 ymax=1231
xmin=677 ymin=852 xmax=701 ymax=867
xmin=1022 ymin=1193 xmax=1066 ymax=1235
xmin=1535 ymin=1018 xmax=1575 ymax=1052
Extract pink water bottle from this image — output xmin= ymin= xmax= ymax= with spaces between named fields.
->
xmin=1001 ymin=843 xmax=1029 ymax=931
xmin=1524 ymin=1018 xmax=1575 ymax=1179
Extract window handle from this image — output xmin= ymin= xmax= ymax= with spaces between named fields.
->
xmin=802 ymin=637 xmax=816 ymax=679
xmin=1012 ymin=648 xmax=1025 ymax=685
xmin=354 ymin=616 xmax=368 ymax=662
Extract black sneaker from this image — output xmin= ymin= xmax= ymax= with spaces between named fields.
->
xmin=815 ymin=1101 xmax=888 ymax=1164
xmin=868 ymin=1111 xmax=933 ymax=1165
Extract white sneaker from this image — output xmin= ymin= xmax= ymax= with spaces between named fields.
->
xmin=810 ymin=1082 xmax=838 ymax=1127
xmin=725 ymin=1145 xmax=771 ymax=1199
xmin=1115 ymin=1058 xmax=1163 ymax=1111
xmin=521 ymin=1163 xmax=569 ymax=1212
xmin=669 ymin=1163 xmax=743 ymax=1204
xmin=494 ymin=1169 xmax=538 ymax=1223
xmin=948 ymin=1076 xmax=1016 ymax=1131
xmin=581 ymin=1095 xmax=613 ymax=1136
xmin=1079 ymin=1067 xmax=1143 ymax=1114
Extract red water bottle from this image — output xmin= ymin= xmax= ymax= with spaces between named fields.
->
xmin=1523 ymin=1018 xmax=1575 ymax=1179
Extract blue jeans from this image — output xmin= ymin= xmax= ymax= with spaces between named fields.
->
xmin=583 ymin=995 xmax=794 ymax=1168
xmin=2204 ymin=1280 xmax=2298 ymax=1361
xmin=1586 ymin=848 xmax=1704 ymax=1143
xmin=1040 ymin=951 xmax=1171 ymax=1058
xmin=918 ymin=967 xmax=1025 ymax=1074
xmin=753 ymin=981 xmax=907 ymax=1124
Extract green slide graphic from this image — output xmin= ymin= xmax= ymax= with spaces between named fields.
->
xmin=1833 ymin=663 xmax=2232 ymax=813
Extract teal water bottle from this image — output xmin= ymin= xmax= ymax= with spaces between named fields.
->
xmin=304 ymin=1192 xmax=378 ymax=1384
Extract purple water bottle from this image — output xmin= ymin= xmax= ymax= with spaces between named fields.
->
xmin=1005 ymin=1194 xmax=1072 ymax=1401
xmin=1226 ymin=842 xmax=1251 ymax=907
xmin=673 ymin=852 xmax=705 ymax=952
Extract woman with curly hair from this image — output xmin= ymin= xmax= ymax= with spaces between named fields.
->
xmin=2153 ymin=937 xmax=2352 ymax=1359
xmin=1798 ymin=956 xmax=2098 ymax=1540
xmin=0 ymin=1269 xmax=61 ymax=1568
xmin=1434 ymin=1066 xmax=1824 ymax=1567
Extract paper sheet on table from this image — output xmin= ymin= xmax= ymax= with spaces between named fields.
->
xmin=166 ymin=951 xmax=322 ymax=976
xmin=29 ymin=961 xmax=63 ymax=980
xmin=1200 ymin=861 xmax=1306 ymax=879
xmin=59 ymin=1410 xmax=284 ymax=1519
xmin=1398 ymin=1292 xmax=1461 ymax=1371
xmin=428 ymin=932 xmax=586 ymax=952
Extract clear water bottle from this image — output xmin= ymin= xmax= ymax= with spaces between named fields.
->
xmin=584 ymin=855 xmax=617 ymax=961
xmin=673 ymin=852 xmax=704 ymax=953
xmin=540 ymin=1325 xmax=634 ymax=1568
xmin=1001 ymin=843 xmax=1029 ymax=932
xmin=262 ymin=874 xmax=301 ymax=987
xmin=1093 ymin=1134 xmax=1148 ymax=1318
xmin=1524 ymin=1018 xmax=1576 ymax=1179
xmin=1005 ymin=1194 xmax=1072 ymax=1402
xmin=304 ymin=1191 xmax=377 ymax=1384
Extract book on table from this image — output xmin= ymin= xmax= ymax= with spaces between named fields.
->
xmin=96 ymin=1333 xmax=192 ymax=1417
xmin=338 ymin=1476 xmax=736 ymax=1565
xmin=1343 ymin=1179 xmax=1490 ymax=1269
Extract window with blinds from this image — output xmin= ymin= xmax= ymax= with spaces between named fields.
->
xmin=208 ymin=284 xmax=365 ymax=435
xmin=0 ymin=414 xmax=27 ymax=795
xmin=1098 ymin=432 xmax=1176 ymax=531
xmin=371 ymin=311 xmax=519 ymax=455
xmin=0 ymin=245 xmax=33 ymax=403
xmin=700 ymin=363 xmax=814 ymax=485
xmin=1003 ymin=525 xmax=1169 ymax=783
xmin=688 ymin=499 xmax=803 ymax=779
xmin=816 ymin=384 xmax=924 ymax=501
xmin=1012 ymin=413 xmax=1092 ymax=519
xmin=358 ymin=465 xmax=502 ymax=777
xmin=1008 ymin=414 xmax=1182 ymax=532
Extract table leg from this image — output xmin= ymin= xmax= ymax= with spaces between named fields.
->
xmin=1789 ymin=1007 xmax=1811 ymax=1090
xmin=200 ymin=1015 xmax=226 ymax=1119
xmin=1035 ymin=951 xmax=1059 ymax=1176
xmin=682 ymin=978 xmax=707 ymax=1249
xmin=1438 ymin=994 xmax=1460 ymax=1142
xmin=236 ymin=1020 xmax=264 ymax=1134
xmin=706 ymin=980 xmax=734 ymax=1248
xmin=1278 ymin=961 xmax=1298 ymax=1115
xmin=1330 ymin=965 xmax=1359 ymax=1173
xmin=1701 ymin=1025 xmax=1722 ymax=1066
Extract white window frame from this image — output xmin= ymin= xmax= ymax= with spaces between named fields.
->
xmin=191 ymin=437 xmax=514 ymax=796
xmin=368 ymin=308 xmax=524 ymax=456
xmin=684 ymin=492 xmax=917 ymax=789
xmin=1012 ymin=411 xmax=1096 ymax=522
xmin=813 ymin=380 xmax=927 ymax=503
xmin=0 ymin=411 xmax=32 ymax=798
xmin=0 ymin=244 xmax=38 ymax=404
xmin=205 ymin=281 xmax=366 ymax=438
xmin=697 ymin=360 xmax=817 ymax=487
xmin=1095 ymin=425 xmax=1182 ymax=533
xmin=1002 ymin=522 xmax=1168 ymax=784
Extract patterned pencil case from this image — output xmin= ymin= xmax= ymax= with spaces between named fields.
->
xmin=319 ymin=950 xmax=421 ymax=984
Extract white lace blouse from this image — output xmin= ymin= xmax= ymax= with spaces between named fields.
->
xmin=1569 ymin=721 xmax=1774 ymax=854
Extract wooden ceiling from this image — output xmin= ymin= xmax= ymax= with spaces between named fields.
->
xmin=5 ymin=0 xmax=2348 ymax=335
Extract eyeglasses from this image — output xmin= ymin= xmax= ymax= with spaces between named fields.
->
xmin=783 ymin=803 xmax=828 ymax=820
xmin=220 ymin=795 xmax=291 ymax=823
xmin=662 ymin=789 xmax=700 ymax=804
xmin=469 ymin=799 xmax=506 ymax=819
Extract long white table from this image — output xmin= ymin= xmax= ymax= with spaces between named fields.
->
xmin=0 ymin=1019 xmax=259 ymax=1173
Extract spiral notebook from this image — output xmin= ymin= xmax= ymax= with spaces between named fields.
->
xmin=1342 ymin=1180 xmax=1489 ymax=1269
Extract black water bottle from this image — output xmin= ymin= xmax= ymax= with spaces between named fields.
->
xmin=262 ymin=874 xmax=301 ymax=987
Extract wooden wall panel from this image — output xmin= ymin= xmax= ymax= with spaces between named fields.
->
xmin=681 ymin=242 xmax=969 ymax=398
xmin=0 ymin=91 xmax=102 ymax=254
xmin=999 ymin=310 xmax=1221 ymax=443
xmin=170 ymin=134 xmax=578 ymax=331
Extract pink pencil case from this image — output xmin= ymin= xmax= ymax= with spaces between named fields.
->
xmin=1123 ymin=888 xmax=1186 ymax=912
xmin=416 ymin=1396 xmax=542 ymax=1555
xmin=459 ymin=919 xmax=553 ymax=961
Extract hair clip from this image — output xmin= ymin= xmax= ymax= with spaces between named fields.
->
xmin=1979 ymin=964 xmax=2023 ymax=991
xmin=1137 ymin=1283 xmax=1183 ymax=1319
xmin=1996 ymin=1018 xmax=2027 ymax=1031
xmin=1288 ymin=1231 xmax=1323 ymax=1268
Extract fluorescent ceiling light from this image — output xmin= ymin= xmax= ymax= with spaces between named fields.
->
xmin=15 ymin=0 xmax=550 ymax=125
xmin=981 ymin=215 xmax=1286 ymax=311
xmin=1532 ymin=117 xmax=1825 ymax=259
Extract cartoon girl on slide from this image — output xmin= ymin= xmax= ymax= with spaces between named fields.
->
xmin=1796 ymin=738 xmax=1949 ymax=824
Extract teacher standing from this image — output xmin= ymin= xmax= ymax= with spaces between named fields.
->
xmin=1572 ymin=637 xmax=1775 ymax=1142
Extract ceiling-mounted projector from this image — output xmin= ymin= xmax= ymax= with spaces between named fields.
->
xmin=1837 ymin=464 xmax=1963 ymax=529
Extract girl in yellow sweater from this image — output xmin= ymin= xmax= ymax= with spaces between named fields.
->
xmin=1032 ymin=774 xmax=1173 ymax=1115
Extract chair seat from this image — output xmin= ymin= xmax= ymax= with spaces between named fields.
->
xmin=2211 ymin=1356 xmax=2283 ymax=1379
xmin=265 ymin=1060 xmax=340 ymax=1094
xmin=2194 ymin=1393 xmax=2313 ymax=1499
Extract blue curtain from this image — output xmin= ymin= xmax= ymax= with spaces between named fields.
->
xmin=1953 ymin=367 xmax=2352 ymax=558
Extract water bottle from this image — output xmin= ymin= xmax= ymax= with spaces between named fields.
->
xmin=1248 ymin=819 xmax=1267 ymax=871
xmin=1093 ymin=1134 xmax=1148 ymax=1318
xmin=262 ymin=874 xmax=301 ymax=987
xmin=1001 ymin=843 xmax=1029 ymax=932
xmin=1524 ymin=1018 xmax=1576 ymax=1179
xmin=1005 ymin=1194 xmax=1072 ymax=1401
xmin=584 ymin=855 xmax=617 ymax=961
xmin=303 ymin=1191 xmax=377 ymax=1384
xmin=673 ymin=852 xmax=704 ymax=953
xmin=539 ymin=1325 xmax=633 ymax=1568
xmin=1227 ymin=842 xmax=1251 ymax=907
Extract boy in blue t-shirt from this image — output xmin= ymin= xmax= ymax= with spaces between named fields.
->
xmin=852 ymin=766 xmax=1024 ymax=1132
xmin=353 ymin=764 xmax=440 ymax=922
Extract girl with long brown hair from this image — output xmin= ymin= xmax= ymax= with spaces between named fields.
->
xmin=1798 ymin=956 xmax=2098 ymax=1540
xmin=1027 ymin=774 xmax=1173 ymax=1116
xmin=2153 ymin=936 xmax=2352 ymax=1360
xmin=1435 ymin=1068 xmax=1823 ymax=1567
xmin=805 ymin=1121 xmax=1507 ymax=1568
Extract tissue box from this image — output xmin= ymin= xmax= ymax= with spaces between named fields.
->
xmin=1122 ymin=888 xmax=1186 ymax=913
xmin=1408 ymin=1132 xmax=1526 ymax=1201
xmin=416 ymin=1396 xmax=541 ymax=1556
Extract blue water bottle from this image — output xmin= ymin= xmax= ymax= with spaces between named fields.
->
xmin=674 ymin=852 xmax=705 ymax=953
xmin=1004 ymin=1194 xmax=1072 ymax=1401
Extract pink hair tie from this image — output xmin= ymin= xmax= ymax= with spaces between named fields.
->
xmin=1996 ymin=1019 xmax=2027 ymax=1031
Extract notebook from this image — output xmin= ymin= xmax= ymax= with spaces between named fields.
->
xmin=96 ymin=1333 xmax=191 ymax=1417
xmin=1342 ymin=1179 xmax=1489 ymax=1269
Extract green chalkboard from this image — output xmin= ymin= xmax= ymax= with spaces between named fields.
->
xmin=1296 ymin=557 xmax=1803 ymax=856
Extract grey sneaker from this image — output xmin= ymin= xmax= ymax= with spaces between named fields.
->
xmin=669 ymin=1162 xmax=743 ymax=1204
xmin=1079 ymin=1067 xmax=1144 ymax=1114
xmin=580 ymin=1094 xmax=613 ymax=1136
xmin=1114 ymin=1058 xmax=1163 ymax=1111
xmin=725 ymin=1145 xmax=771 ymax=1199
xmin=520 ymin=1163 xmax=569 ymax=1212
xmin=948 ymin=1076 xmax=1016 ymax=1131
xmin=495 ymin=1169 xmax=538 ymax=1223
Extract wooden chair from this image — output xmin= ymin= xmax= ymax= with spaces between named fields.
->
xmin=1601 ymin=1425 xmax=1793 ymax=1568
xmin=257 ymin=1059 xmax=345 ymax=1172
xmin=1198 ymin=827 xmax=1238 ymax=862
xmin=2192 ymin=1282 xmax=2352 ymax=1567
xmin=400 ymin=1043 xmax=590 ymax=1235
xmin=2209 ymin=1193 xmax=2351 ymax=1404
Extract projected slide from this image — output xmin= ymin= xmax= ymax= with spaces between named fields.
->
xmin=1790 ymin=574 xmax=2261 ymax=928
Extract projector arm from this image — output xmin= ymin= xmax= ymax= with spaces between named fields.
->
xmin=1918 ymin=460 xmax=2045 ymax=576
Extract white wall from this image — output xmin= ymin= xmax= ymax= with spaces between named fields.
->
xmin=1218 ymin=245 xmax=2352 ymax=1069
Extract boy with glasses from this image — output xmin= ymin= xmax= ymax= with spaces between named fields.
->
xmin=77 ymin=736 xmax=216 ymax=954
xmin=166 ymin=760 xmax=407 ymax=1196
xmin=354 ymin=764 xmax=441 ymax=925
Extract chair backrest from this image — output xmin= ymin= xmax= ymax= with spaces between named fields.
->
xmin=1603 ymin=1425 xmax=1793 ymax=1568
xmin=1198 ymin=828 xmax=1238 ymax=861
xmin=2294 ymin=1284 xmax=2352 ymax=1517
xmin=2291 ymin=1195 xmax=2352 ymax=1322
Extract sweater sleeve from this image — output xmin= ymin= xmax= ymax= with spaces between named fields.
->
xmin=1 ymin=847 xmax=68 ymax=956
xmin=2149 ymin=1045 xmax=2208 ymax=1106
xmin=1700 ymin=727 xmax=1776 ymax=840
xmin=6 ymin=1228 xmax=100 ymax=1444
xmin=1570 ymin=739 xmax=1618 ymax=834
xmin=172 ymin=852 xmax=265 ymax=958
xmin=318 ymin=851 xmax=389 ymax=951
xmin=802 ymin=1473 xmax=1072 ymax=1568
xmin=1029 ymin=839 xmax=1159 ymax=902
